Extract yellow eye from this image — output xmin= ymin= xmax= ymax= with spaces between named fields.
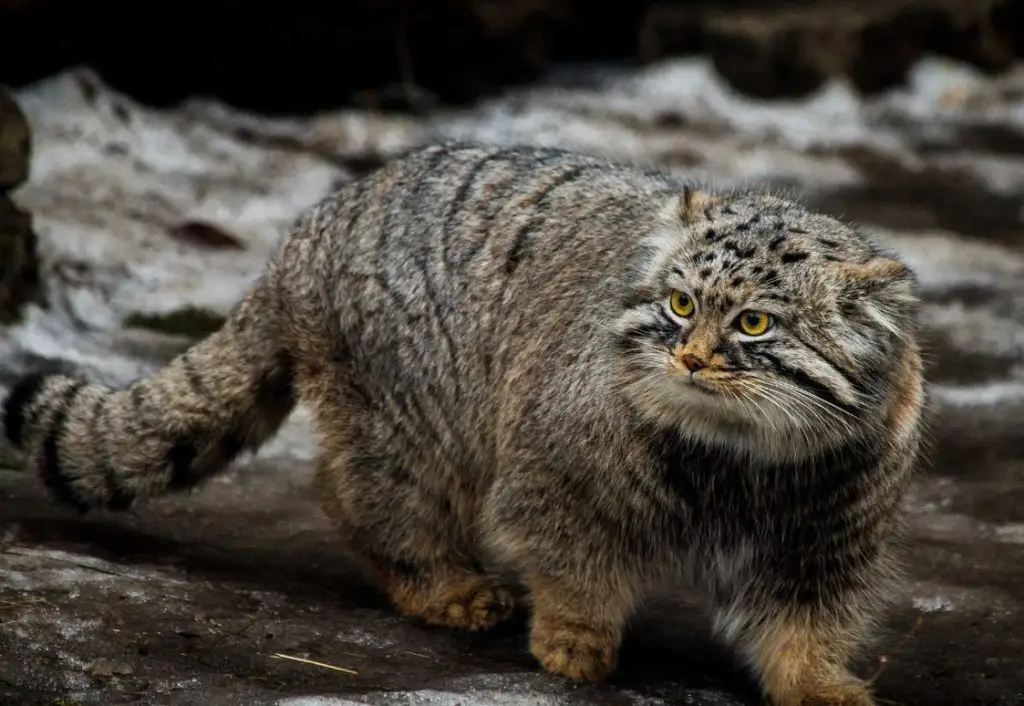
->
xmin=669 ymin=290 xmax=695 ymax=318
xmin=737 ymin=310 xmax=774 ymax=336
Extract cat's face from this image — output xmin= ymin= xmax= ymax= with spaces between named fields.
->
xmin=615 ymin=190 xmax=918 ymax=462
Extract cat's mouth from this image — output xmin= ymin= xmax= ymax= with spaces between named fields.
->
xmin=669 ymin=366 xmax=745 ymax=398
xmin=667 ymin=366 xmax=726 ymax=395
xmin=692 ymin=375 xmax=739 ymax=397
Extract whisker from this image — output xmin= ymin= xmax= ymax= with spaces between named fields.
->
xmin=752 ymin=378 xmax=856 ymax=437
xmin=773 ymin=383 xmax=857 ymax=431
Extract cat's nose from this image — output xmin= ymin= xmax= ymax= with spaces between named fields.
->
xmin=681 ymin=354 xmax=706 ymax=372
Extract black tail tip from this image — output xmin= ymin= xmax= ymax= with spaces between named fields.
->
xmin=3 ymin=371 xmax=53 ymax=448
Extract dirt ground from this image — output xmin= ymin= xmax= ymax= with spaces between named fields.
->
xmin=2 ymin=361 xmax=1024 ymax=706
xmin=2 ymin=59 xmax=1024 ymax=705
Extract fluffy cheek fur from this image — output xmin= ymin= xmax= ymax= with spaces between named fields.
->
xmin=613 ymin=311 xmax=840 ymax=463
xmin=614 ymin=321 xmax=806 ymax=463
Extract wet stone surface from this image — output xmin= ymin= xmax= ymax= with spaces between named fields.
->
xmin=2 ymin=59 xmax=1024 ymax=705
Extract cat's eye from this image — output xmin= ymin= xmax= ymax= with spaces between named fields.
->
xmin=669 ymin=290 xmax=695 ymax=318
xmin=736 ymin=310 xmax=774 ymax=336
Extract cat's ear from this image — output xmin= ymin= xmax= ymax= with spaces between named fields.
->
xmin=838 ymin=257 xmax=908 ymax=289
xmin=677 ymin=187 xmax=725 ymax=225
xmin=837 ymin=257 xmax=912 ymax=296
xmin=837 ymin=256 xmax=917 ymax=334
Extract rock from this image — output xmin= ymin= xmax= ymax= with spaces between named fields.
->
xmin=0 ymin=196 xmax=43 ymax=325
xmin=87 ymin=659 xmax=134 ymax=677
xmin=641 ymin=0 xmax=1021 ymax=98
xmin=0 ymin=86 xmax=43 ymax=325
xmin=0 ymin=86 xmax=30 ymax=189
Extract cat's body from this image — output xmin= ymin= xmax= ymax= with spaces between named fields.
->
xmin=2 ymin=143 xmax=925 ymax=706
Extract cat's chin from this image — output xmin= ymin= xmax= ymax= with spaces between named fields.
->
xmin=622 ymin=371 xmax=837 ymax=463
xmin=672 ymin=375 xmax=745 ymax=407
xmin=673 ymin=388 xmax=758 ymax=430
xmin=666 ymin=381 xmax=843 ymax=463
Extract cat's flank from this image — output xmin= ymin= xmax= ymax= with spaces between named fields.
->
xmin=2 ymin=143 xmax=924 ymax=706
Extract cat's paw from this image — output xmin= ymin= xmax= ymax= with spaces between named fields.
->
xmin=388 ymin=571 xmax=515 ymax=632
xmin=530 ymin=623 xmax=617 ymax=682
xmin=431 ymin=581 xmax=515 ymax=631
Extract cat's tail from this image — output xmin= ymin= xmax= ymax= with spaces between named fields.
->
xmin=1 ymin=272 xmax=298 ymax=512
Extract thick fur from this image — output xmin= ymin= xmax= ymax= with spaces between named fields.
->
xmin=2 ymin=279 xmax=296 ymax=511
xmin=1 ymin=144 xmax=925 ymax=706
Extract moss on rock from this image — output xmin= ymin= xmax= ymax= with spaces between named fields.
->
xmin=123 ymin=306 xmax=227 ymax=339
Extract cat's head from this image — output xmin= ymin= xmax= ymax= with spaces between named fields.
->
xmin=614 ymin=188 xmax=919 ymax=463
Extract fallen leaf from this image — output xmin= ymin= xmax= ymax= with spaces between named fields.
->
xmin=168 ymin=220 xmax=245 ymax=250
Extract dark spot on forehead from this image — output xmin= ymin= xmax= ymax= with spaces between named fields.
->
xmin=723 ymin=241 xmax=757 ymax=259
xmin=818 ymin=238 xmax=838 ymax=248
xmin=764 ymin=292 xmax=791 ymax=303
xmin=789 ymin=227 xmax=808 ymax=234
xmin=694 ymin=251 xmax=715 ymax=263
xmin=705 ymin=228 xmax=722 ymax=242
xmin=823 ymin=254 xmax=845 ymax=262
xmin=735 ymin=222 xmax=749 ymax=232
xmin=749 ymin=214 xmax=761 ymax=224
xmin=751 ymin=265 xmax=763 ymax=274
xmin=768 ymin=236 xmax=786 ymax=251
xmin=730 ymin=276 xmax=745 ymax=287
xmin=781 ymin=252 xmax=809 ymax=264
xmin=763 ymin=269 xmax=781 ymax=286
xmin=699 ymin=266 xmax=713 ymax=279
xmin=722 ymin=258 xmax=745 ymax=275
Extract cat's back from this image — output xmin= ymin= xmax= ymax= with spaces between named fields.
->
xmin=334 ymin=141 xmax=676 ymax=264
xmin=277 ymin=142 xmax=680 ymax=459
xmin=291 ymin=143 xmax=677 ymax=359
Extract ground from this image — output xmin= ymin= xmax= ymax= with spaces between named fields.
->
xmin=1 ymin=58 xmax=1024 ymax=705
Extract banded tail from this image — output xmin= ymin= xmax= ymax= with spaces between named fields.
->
xmin=1 ymin=275 xmax=297 ymax=512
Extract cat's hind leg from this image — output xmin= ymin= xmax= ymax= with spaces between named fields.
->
xmin=311 ymin=406 xmax=514 ymax=632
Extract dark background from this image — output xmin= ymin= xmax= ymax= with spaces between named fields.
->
xmin=3 ymin=0 xmax=1023 ymax=113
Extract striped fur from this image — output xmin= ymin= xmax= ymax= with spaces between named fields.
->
xmin=1 ymin=143 xmax=925 ymax=706
xmin=3 ymin=278 xmax=296 ymax=511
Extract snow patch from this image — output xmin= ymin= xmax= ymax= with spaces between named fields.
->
xmin=929 ymin=382 xmax=1024 ymax=409
xmin=907 ymin=581 xmax=1020 ymax=616
xmin=913 ymin=596 xmax=955 ymax=613
xmin=0 ymin=547 xmax=188 ymax=592
xmin=5 ymin=67 xmax=344 ymax=389
xmin=919 ymin=305 xmax=1024 ymax=359
xmin=871 ymin=230 xmax=1024 ymax=291
xmin=278 ymin=691 xmax=566 ymax=706
xmin=994 ymin=524 xmax=1024 ymax=545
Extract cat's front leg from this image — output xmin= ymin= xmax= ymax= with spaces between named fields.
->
xmin=713 ymin=590 xmax=880 ymax=706
xmin=483 ymin=476 xmax=647 ymax=682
